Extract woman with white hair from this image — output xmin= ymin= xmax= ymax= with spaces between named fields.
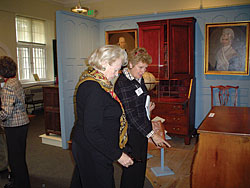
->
xmin=216 ymin=28 xmax=238 ymax=71
xmin=70 ymin=45 xmax=134 ymax=188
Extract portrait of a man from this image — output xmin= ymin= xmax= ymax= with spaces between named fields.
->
xmin=117 ymin=37 xmax=127 ymax=50
xmin=105 ymin=29 xmax=138 ymax=52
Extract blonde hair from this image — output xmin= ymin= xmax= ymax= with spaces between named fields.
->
xmin=127 ymin=48 xmax=152 ymax=69
xmin=88 ymin=45 xmax=127 ymax=71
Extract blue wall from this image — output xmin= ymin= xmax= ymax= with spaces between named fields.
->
xmin=98 ymin=5 xmax=250 ymax=128
xmin=56 ymin=5 xmax=250 ymax=148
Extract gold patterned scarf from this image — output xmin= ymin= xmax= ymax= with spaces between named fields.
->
xmin=76 ymin=66 xmax=128 ymax=149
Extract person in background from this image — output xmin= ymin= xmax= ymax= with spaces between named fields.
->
xmin=70 ymin=45 xmax=134 ymax=188
xmin=0 ymin=56 xmax=30 ymax=188
xmin=114 ymin=48 xmax=171 ymax=188
xmin=0 ymin=125 xmax=9 ymax=179
xmin=0 ymin=77 xmax=9 ymax=178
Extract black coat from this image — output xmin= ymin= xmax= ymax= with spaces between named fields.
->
xmin=71 ymin=80 xmax=124 ymax=187
xmin=72 ymin=80 xmax=122 ymax=161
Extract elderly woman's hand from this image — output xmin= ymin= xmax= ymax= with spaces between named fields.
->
xmin=117 ymin=152 xmax=134 ymax=168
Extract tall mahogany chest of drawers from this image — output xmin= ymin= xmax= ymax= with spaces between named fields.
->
xmin=138 ymin=17 xmax=196 ymax=144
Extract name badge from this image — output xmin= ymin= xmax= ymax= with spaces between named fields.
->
xmin=135 ymin=87 xmax=143 ymax=96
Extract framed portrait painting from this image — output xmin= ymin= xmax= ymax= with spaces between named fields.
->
xmin=105 ymin=29 xmax=138 ymax=52
xmin=204 ymin=22 xmax=250 ymax=75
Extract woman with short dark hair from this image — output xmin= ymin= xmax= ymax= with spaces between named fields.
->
xmin=0 ymin=56 xmax=17 ymax=78
xmin=0 ymin=56 xmax=30 ymax=188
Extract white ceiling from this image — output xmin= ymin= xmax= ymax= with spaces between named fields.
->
xmin=48 ymin=0 xmax=103 ymax=6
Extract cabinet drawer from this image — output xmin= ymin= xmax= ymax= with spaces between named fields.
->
xmin=165 ymin=115 xmax=187 ymax=125
xmin=164 ymin=124 xmax=188 ymax=135
xmin=153 ymin=103 xmax=185 ymax=114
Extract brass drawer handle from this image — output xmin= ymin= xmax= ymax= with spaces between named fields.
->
xmin=173 ymin=117 xmax=181 ymax=121
xmin=172 ymin=127 xmax=180 ymax=131
xmin=173 ymin=105 xmax=181 ymax=109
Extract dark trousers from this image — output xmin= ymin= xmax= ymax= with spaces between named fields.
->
xmin=120 ymin=130 xmax=148 ymax=188
xmin=70 ymin=141 xmax=115 ymax=188
xmin=120 ymin=160 xmax=147 ymax=188
xmin=0 ymin=127 xmax=8 ymax=171
xmin=4 ymin=124 xmax=30 ymax=188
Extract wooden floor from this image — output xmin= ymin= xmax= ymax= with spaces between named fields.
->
xmin=146 ymin=135 xmax=197 ymax=188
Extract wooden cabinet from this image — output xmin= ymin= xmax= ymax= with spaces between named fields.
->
xmin=138 ymin=17 xmax=195 ymax=80
xmin=138 ymin=20 xmax=164 ymax=78
xmin=150 ymin=78 xmax=195 ymax=144
xmin=43 ymin=85 xmax=61 ymax=135
xmin=169 ymin=18 xmax=195 ymax=78
xmin=138 ymin=17 xmax=196 ymax=144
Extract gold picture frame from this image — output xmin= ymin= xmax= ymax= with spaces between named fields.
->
xmin=204 ymin=21 xmax=250 ymax=75
xmin=105 ymin=29 xmax=138 ymax=52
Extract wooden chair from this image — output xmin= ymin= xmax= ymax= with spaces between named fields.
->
xmin=24 ymin=87 xmax=44 ymax=113
xmin=210 ymin=85 xmax=239 ymax=107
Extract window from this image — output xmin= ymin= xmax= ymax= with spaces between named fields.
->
xmin=16 ymin=16 xmax=46 ymax=80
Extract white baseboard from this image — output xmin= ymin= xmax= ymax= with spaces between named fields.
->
xmin=39 ymin=134 xmax=62 ymax=147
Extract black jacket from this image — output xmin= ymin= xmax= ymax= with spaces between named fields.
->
xmin=114 ymin=73 xmax=152 ymax=160
xmin=72 ymin=80 xmax=122 ymax=161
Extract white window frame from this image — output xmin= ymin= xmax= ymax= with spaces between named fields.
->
xmin=16 ymin=16 xmax=47 ymax=82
